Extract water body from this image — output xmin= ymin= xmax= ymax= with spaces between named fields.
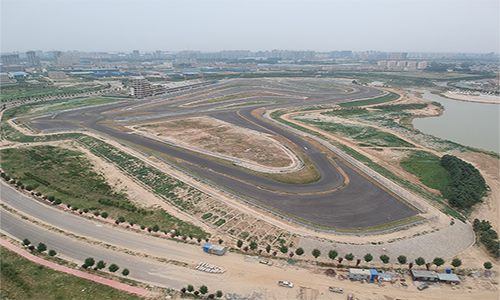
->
xmin=412 ymin=90 xmax=500 ymax=153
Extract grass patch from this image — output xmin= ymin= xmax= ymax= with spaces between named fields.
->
xmin=0 ymin=246 xmax=143 ymax=300
xmin=400 ymin=151 xmax=452 ymax=197
xmin=0 ymin=143 xmax=209 ymax=239
xmin=296 ymin=118 xmax=415 ymax=148
xmin=338 ymin=91 xmax=400 ymax=108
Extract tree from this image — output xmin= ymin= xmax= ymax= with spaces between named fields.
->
xmin=122 ymin=269 xmax=130 ymax=276
xmin=345 ymin=253 xmax=354 ymax=263
xmin=451 ymin=258 xmax=462 ymax=268
xmin=484 ymin=262 xmax=493 ymax=270
xmin=199 ymin=285 xmax=208 ymax=295
xmin=380 ymin=255 xmax=390 ymax=264
xmin=216 ymin=290 xmax=223 ymax=298
xmin=415 ymin=257 xmax=426 ymax=267
xmin=329 ymin=250 xmax=338 ymax=260
xmin=48 ymin=249 xmax=57 ymax=256
xmin=22 ymin=238 xmax=31 ymax=246
xmin=152 ymin=225 xmax=159 ymax=232
xmin=97 ymin=260 xmax=106 ymax=270
xmin=433 ymin=257 xmax=445 ymax=270
xmin=397 ymin=255 xmax=407 ymax=265
xmin=237 ymin=240 xmax=243 ymax=248
xmin=364 ymin=253 xmax=373 ymax=263
xmin=295 ymin=248 xmax=304 ymax=256
xmin=312 ymin=249 xmax=321 ymax=259
xmin=218 ymin=239 xmax=223 ymax=245
xmin=249 ymin=241 xmax=257 ymax=250
xmin=101 ymin=212 xmax=108 ymax=218
xmin=187 ymin=285 xmax=194 ymax=292
xmin=109 ymin=264 xmax=119 ymax=272
xmin=280 ymin=245 xmax=288 ymax=254
xmin=266 ymin=245 xmax=271 ymax=253
xmin=37 ymin=242 xmax=47 ymax=253
xmin=85 ymin=257 xmax=95 ymax=267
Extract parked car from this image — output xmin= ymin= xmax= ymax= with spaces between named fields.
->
xmin=401 ymin=282 xmax=408 ymax=288
xmin=347 ymin=293 xmax=354 ymax=300
xmin=278 ymin=281 xmax=293 ymax=288
xmin=418 ymin=284 xmax=429 ymax=291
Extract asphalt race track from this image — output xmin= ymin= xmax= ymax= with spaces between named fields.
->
xmin=20 ymin=78 xmax=418 ymax=228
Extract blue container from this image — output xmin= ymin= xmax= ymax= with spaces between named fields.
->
xmin=446 ymin=268 xmax=451 ymax=274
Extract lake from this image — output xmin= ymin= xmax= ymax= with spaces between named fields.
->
xmin=412 ymin=90 xmax=500 ymax=153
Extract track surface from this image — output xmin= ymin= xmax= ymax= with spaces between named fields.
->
xmin=22 ymin=78 xmax=417 ymax=228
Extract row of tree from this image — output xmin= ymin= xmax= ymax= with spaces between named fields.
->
xmin=232 ymin=241 xmax=469 ymax=271
xmin=82 ymin=257 xmax=129 ymax=276
xmin=180 ymin=285 xmax=223 ymax=298
xmin=22 ymin=238 xmax=57 ymax=257
xmin=441 ymin=155 xmax=488 ymax=209
xmin=473 ymin=219 xmax=499 ymax=257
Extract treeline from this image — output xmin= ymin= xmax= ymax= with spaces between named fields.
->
xmin=473 ymin=219 xmax=499 ymax=257
xmin=440 ymin=155 xmax=488 ymax=209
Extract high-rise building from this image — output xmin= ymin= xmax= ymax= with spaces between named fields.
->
xmin=26 ymin=51 xmax=40 ymax=66
xmin=132 ymin=50 xmax=140 ymax=60
xmin=1 ymin=54 xmax=20 ymax=65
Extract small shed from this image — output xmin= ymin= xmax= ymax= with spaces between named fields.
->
xmin=437 ymin=273 xmax=460 ymax=284
xmin=349 ymin=268 xmax=371 ymax=280
xmin=202 ymin=243 xmax=226 ymax=255
xmin=411 ymin=270 xmax=439 ymax=283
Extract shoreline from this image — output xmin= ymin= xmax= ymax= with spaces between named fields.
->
xmin=441 ymin=91 xmax=500 ymax=104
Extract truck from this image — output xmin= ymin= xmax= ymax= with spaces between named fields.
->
xmin=278 ymin=281 xmax=294 ymax=288
xmin=202 ymin=243 xmax=226 ymax=255
xmin=329 ymin=287 xmax=344 ymax=294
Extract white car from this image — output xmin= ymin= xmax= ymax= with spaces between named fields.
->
xmin=278 ymin=281 xmax=294 ymax=288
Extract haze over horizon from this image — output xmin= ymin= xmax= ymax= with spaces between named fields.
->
xmin=1 ymin=0 xmax=499 ymax=54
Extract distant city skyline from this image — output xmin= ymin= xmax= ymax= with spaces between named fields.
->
xmin=1 ymin=0 xmax=498 ymax=54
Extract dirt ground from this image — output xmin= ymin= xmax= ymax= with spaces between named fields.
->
xmin=124 ymin=116 xmax=301 ymax=172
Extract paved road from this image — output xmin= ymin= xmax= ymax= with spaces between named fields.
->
xmin=22 ymin=78 xmax=417 ymax=228
xmin=0 ymin=180 xmax=475 ymax=293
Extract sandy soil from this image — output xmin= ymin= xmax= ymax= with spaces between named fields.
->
xmin=443 ymin=91 xmax=500 ymax=104
xmin=123 ymin=116 xmax=302 ymax=173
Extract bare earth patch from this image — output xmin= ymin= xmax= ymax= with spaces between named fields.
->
xmin=125 ymin=116 xmax=300 ymax=171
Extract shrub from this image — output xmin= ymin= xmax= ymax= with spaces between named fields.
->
xmin=152 ymin=225 xmax=159 ymax=232
xmin=37 ymin=242 xmax=47 ymax=253
xmin=118 ymin=216 xmax=125 ymax=223
xmin=101 ymin=212 xmax=108 ymax=218
xmin=329 ymin=250 xmax=338 ymax=260
xmin=54 ymin=199 xmax=61 ymax=205
xmin=122 ymin=269 xmax=130 ymax=276
xmin=199 ymin=285 xmax=208 ymax=295
xmin=93 ymin=211 xmax=100 ymax=217
xmin=85 ymin=257 xmax=95 ymax=267
xmin=22 ymin=238 xmax=31 ymax=246
xmin=48 ymin=249 xmax=56 ymax=256
xmin=237 ymin=240 xmax=243 ymax=248
xmin=216 ymin=290 xmax=223 ymax=298
xmin=312 ymin=249 xmax=321 ymax=259
xmin=187 ymin=285 xmax=194 ymax=292
xmin=96 ymin=260 xmax=106 ymax=270
xmin=25 ymin=185 xmax=33 ymax=191
xmin=280 ymin=245 xmax=288 ymax=254
xmin=109 ymin=264 xmax=119 ymax=272
xmin=484 ymin=262 xmax=493 ymax=270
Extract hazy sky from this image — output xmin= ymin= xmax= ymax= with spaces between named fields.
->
xmin=1 ymin=0 xmax=498 ymax=54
